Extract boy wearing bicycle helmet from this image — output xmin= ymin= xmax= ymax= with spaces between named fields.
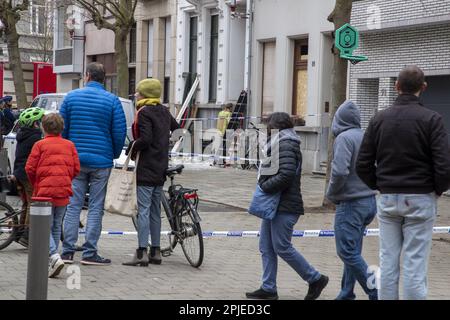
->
xmin=10 ymin=107 xmax=45 ymax=247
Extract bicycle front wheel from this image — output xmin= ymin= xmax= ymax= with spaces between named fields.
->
xmin=0 ymin=201 xmax=19 ymax=250
xmin=179 ymin=201 xmax=204 ymax=268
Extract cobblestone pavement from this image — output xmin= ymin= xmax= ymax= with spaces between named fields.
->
xmin=1 ymin=163 xmax=449 ymax=300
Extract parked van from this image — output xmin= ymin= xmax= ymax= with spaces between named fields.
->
xmin=3 ymin=93 xmax=135 ymax=174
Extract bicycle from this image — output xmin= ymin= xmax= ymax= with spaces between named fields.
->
xmin=131 ymin=165 xmax=204 ymax=268
xmin=0 ymin=200 xmax=25 ymax=251
xmin=0 ymin=176 xmax=86 ymax=251
xmin=240 ymin=122 xmax=265 ymax=171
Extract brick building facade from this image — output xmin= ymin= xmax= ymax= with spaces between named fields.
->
xmin=349 ymin=0 xmax=450 ymax=130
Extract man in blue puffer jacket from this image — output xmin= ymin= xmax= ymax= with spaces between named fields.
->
xmin=60 ymin=62 xmax=126 ymax=266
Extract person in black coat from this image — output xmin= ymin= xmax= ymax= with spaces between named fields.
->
xmin=123 ymin=79 xmax=179 ymax=267
xmin=246 ymin=112 xmax=328 ymax=301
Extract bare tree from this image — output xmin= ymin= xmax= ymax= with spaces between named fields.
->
xmin=322 ymin=0 xmax=355 ymax=208
xmin=0 ymin=0 xmax=30 ymax=107
xmin=73 ymin=0 xmax=138 ymax=98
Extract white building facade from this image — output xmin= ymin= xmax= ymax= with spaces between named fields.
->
xmin=53 ymin=3 xmax=85 ymax=93
xmin=250 ymin=0 xmax=335 ymax=173
xmin=0 ymin=0 xmax=54 ymax=104
xmin=175 ymin=0 xmax=248 ymax=123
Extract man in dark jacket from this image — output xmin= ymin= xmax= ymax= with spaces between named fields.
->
xmin=356 ymin=66 xmax=450 ymax=300
xmin=60 ymin=62 xmax=127 ymax=266
xmin=1 ymin=96 xmax=17 ymax=135
xmin=123 ymin=78 xmax=179 ymax=267
xmin=326 ymin=101 xmax=377 ymax=300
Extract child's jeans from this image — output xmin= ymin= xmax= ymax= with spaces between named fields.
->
xmin=49 ymin=206 xmax=67 ymax=256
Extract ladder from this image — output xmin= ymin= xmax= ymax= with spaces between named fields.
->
xmin=172 ymin=72 xmax=199 ymax=155
xmin=228 ymin=90 xmax=248 ymax=130
xmin=215 ymin=90 xmax=248 ymax=165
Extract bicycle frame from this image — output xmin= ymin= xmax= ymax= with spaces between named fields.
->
xmin=165 ymin=174 xmax=201 ymax=225
xmin=0 ymin=209 xmax=24 ymax=229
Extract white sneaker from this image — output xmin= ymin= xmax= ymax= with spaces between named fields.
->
xmin=49 ymin=254 xmax=65 ymax=278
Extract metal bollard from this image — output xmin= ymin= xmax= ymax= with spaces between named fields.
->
xmin=26 ymin=197 xmax=52 ymax=300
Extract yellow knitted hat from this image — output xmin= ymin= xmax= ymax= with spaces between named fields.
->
xmin=137 ymin=78 xmax=162 ymax=99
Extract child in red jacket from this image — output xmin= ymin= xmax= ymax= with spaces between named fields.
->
xmin=26 ymin=113 xmax=80 ymax=278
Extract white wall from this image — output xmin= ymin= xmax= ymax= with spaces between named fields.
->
xmin=251 ymin=0 xmax=335 ymax=127
xmin=175 ymin=0 xmax=246 ymax=106
xmin=85 ymin=24 xmax=115 ymax=56
xmin=227 ymin=16 xmax=246 ymax=101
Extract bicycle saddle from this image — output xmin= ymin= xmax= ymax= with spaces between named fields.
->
xmin=166 ymin=165 xmax=185 ymax=176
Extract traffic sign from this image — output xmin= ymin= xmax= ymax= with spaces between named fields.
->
xmin=335 ymin=23 xmax=368 ymax=64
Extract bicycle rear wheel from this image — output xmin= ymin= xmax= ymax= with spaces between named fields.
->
xmin=0 ymin=201 xmax=19 ymax=250
xmin=131 ymin=192 xmax=177 ymax=252
xmin=179 ymin=201 xmax=204 ymax=268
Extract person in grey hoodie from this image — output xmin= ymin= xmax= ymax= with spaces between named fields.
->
xmin=326 ymin=101 xmax=378 ymax=300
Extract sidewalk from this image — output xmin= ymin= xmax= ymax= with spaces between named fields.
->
xmin=174 ymin=162 xmax=326 ymax=210
xmin=0 ymin=163 xmax=449 ymax=300
xmin=175 ymin=163 xmax=450 ymax=227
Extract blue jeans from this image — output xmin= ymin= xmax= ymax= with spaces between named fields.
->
xmin=259 ymin=213 xmax=321 ymax=293
xmin=137 ymin=186 xmax=163 ymax=248
xmin=49 ymin=206 xmax=66 ymax=256
xmin=334 ymin=196 xmax=378 ymax=300
xmin=62 ymin=167 xmax=112 ymax=259
xmin=377 ymin=193 xmax=436 ymax=300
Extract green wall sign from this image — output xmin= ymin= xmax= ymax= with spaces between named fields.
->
xmin=335 ymin=23 xmax=368 ymax=65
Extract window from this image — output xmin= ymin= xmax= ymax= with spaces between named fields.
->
xmin=129 ymin=68 xmax=136 ymax=97
xmin=147 ymin=20 xmax=154 ymax=78
xmin=105 ymin=76 xmax=118 ymax=95
xmin=72 ymin=79 xmax=80 ymax=90
xmin=189 ymin=16 xmax=198 ymax=74
xmin=209 ymin=14 xmax=219 ymax=103
xmin=57 ymin=6 xmax=72 ymax=49
xmin=262 ymin=41 xmax=276 ymax=115
xmin=129 ymin=23 xmax=137 ymax=64
xmin=163 ymin=17 xmax=172 ymax=104
xmin=30 ymin=1 xmax=46 ymax=35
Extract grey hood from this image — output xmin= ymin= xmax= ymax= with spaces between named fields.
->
xmin=267 ymin=128 xmax=301 ymax=153
xmin=279 ymin=128 xmax=301 ymax=143
xmin=332 ymin=100 xmax=361 ymax=137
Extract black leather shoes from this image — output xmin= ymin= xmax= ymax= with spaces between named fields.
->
xmin=305 ymin=275 xmax=329 ymax=300
xmin=246 ymin=288 xmax=279 ymax=300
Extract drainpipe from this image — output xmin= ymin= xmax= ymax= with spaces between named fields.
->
xmin=244 ymin=0 xmax=253 ymax=127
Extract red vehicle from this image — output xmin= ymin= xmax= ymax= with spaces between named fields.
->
xmin=32 ymin=62 xmax=56 ymax=99
xmin=0 ymin=62 xmax=56 ymax=102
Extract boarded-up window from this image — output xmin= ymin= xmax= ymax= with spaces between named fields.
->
xmin=262 ymin=41 xmax=276 ymax=115
xmin=293 ymin=39 xmax=308 ymax=118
